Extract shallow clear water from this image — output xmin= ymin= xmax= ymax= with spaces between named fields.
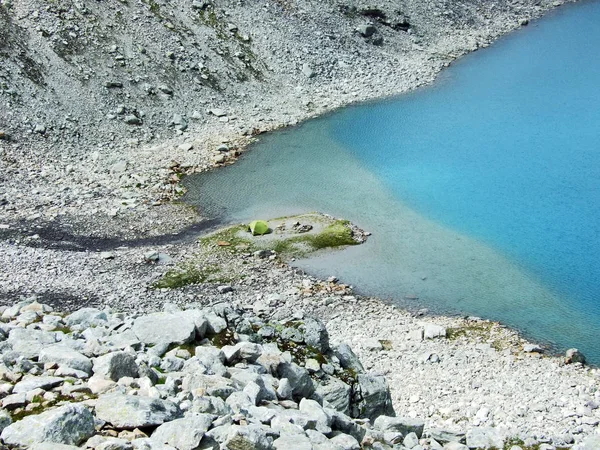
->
xmin=185 ymin=0 xmax=600 ymax=362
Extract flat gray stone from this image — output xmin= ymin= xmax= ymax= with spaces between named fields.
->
xmin=13 ymin=375 xmax=64 ymax=393
xmin=65 ymin=308 xmax=108 ymax=328
xmin=423 ymin=323 xmax=447 ymax=339
xmin=132 ymin=312 xmax=196 ymax=346
xmin=374 ymin=416 xmax=425 ymax=438
xmin=151 ymin=414 xmax=214 ymax=450
xmin=39 ymin=345 xmax=93 ymax=374
xmin=1 ymin=403 xmax=94 ymax=446
xmin=330 ymin=433 xmax=360 ymax=450
xmin=8 ymin=328 xmax=58 ymax=359
xmin=95 ymin=393 xmax=182 ymax=428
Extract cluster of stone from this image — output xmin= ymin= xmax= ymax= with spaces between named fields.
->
xmin=0 ymin=299 xmax=413 ymax=449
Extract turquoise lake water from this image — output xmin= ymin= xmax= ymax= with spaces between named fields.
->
xmin=185 ymin=0 xmax=600 ymax=362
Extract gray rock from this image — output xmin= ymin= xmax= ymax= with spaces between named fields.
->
xmin=30 ymin=444 xmax=82 ymax=450
xmin=1 ymin=403 xmax=94 ymax=446
xmin=209 ymin=108 xmax=227 ymax=117
xmin=151 ymin=414 xmax=214 ymax=450
xmin=0 ymin=409 xmax=11 ymax=433
xmin=579 ymin=434 xmax=600 ymax=449
xmin=182 ymin=373 xmax=235 ymax=399
xmin=374 ymin=416 xmax=425 ymax=438
xmin=426 ymin=428 xmax=466 ymax=444
xmin=352 ymin=374 xmax=394 ymax=420
xmin=423 ymin=324 xmax=447 ymax=339
xmin=315 ymin=377 xmax=351 ymax=415
xmin=330 ymin=432 xmax=361 ymax=449
xmin=274 ymin=433 xmax=313 ymax=449
xmin=303 ymin=318 xmax=330 ymax=353
xmin=132 ymin=438 xmax=177 ymax=449
xmin=66 ymin=308 xmax=109 ymax=328
xmin=404 ymin=432 xmax=420 ymax=449
xmin=277 ymin=361 xmax=314 ymax=399
xmin=95 ymin=393 xmax=182 ymax=428
xmin=94 ymin=351 xmax=139 ymax=381
xmin=39 ymin=345 xmax=93 ymax=374
xmin=565 ymin=348 xmax=586 ymax=364
xmin=523 ymin=344 xmax=543 ymax=353
xmin=132 ymin=312 xmax=196 ymax=346
xmin=444 ymin=443 xmax=469 ymax=450
xmin=334 ymin=343 xmax=364 ymax=373
xmin=302 ymin=63 xmax=316 ymax=79
xmin=357 ymin=24 xmax=377 ymax=37
xmin=300 ymin=398 xmax=332 ymax=434
xmin=13 ymin=375 xmax=64 ymax=393
xmin=224 ymin=424 xmax=272 ymax=450
xmin=465 ymin=427 xmax=504 ymax=449
xmin=105 ymin=330 xmax=142 ymax=350
xmin=8 ymin=328 xmax=58 ymax=359
xmin=2 ymin=393 xmax=27 ymax=409
xmin=326 ymin=408 xmax=366 ymax=443
xmin=277 ymin=378 xmax=293 ymax=400
xmin=124 ymin=115 xmax=142 ymax=125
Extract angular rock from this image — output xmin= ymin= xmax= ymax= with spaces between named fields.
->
xmin=315 ymin=377 xmax=351 ymax=415
xmin=1 ymin=403 xmax=94 ymax=446
xmin=224 ymin=424 xmax=272 ymax=450
xmin=95 ymin=393 xmax=182 ymax=428
xmin=39 ymin=345 xmax=93 ymax=374
xmin=8 ymin=328 xmax=58 ymax=359
xmin=426 ymin=428 xmax=466 ymax=444
xmin=334 ymin=343 xmax=364 ymax=373
xmin=330 ymin=433 xmax=360 ymax=449
xmin=66 ymin=308 xmax=108 ymax=328
xmin=274 ymin=433 xmax=313 ymax=449
xmin=352 ymin=374 xmax=394 ymax=420
xmin=374 ymin=416 xmax=425 ymax=438
xmin=132 ymin=312 xmax=196 ymax=346
xmin=94 ymin=351 xmax=139 ymax=381
xmin=357 ymin=24 xmax=377 ymax=37
xmin=423 ymin=324 xmax=447 ymax=339
xmin=277 ymin=361 xmax=314 ymax=399
xmin=303 ymin=318 xmax=330 ymax=353
xmin=151 ymin=414 xmax=214 ymax=450
xmin=13 ymin=375 xmax=64 ymax=393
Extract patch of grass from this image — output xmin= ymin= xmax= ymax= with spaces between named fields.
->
xmin=502 ymin=438 xmax=569 ymax=450
xmin=446 ymin=322 xmax=493 ymax=341
xmin=210 ymin=328 xmax=237 ymax=348
xmin=152 ymin=264 xmax=224 ymax=289
xmin=198 ymin=225 xmax=254 ymax=253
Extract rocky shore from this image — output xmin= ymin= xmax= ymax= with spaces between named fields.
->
xmin=2 ymin=0 xmax=600 ymax=448
xmin=0 ymin=299 xmax=599 ymax=450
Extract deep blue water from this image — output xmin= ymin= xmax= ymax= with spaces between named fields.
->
xmin=186 ymin=0 xmax=600 ymax=362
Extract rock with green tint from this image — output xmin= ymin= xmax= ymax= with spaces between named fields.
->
xmin=1 ymin=403 xmax=95 ymax=447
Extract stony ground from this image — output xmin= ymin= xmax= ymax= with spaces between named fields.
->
xmin=2 ymin=0 xmax=599 ymax=448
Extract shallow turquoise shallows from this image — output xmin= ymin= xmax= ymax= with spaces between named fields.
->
xmin=185 ymin=0 xmax=600 ymax=362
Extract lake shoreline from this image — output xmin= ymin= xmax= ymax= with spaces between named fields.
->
xmin=3 ymin=0 xmax=600 ymax=446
